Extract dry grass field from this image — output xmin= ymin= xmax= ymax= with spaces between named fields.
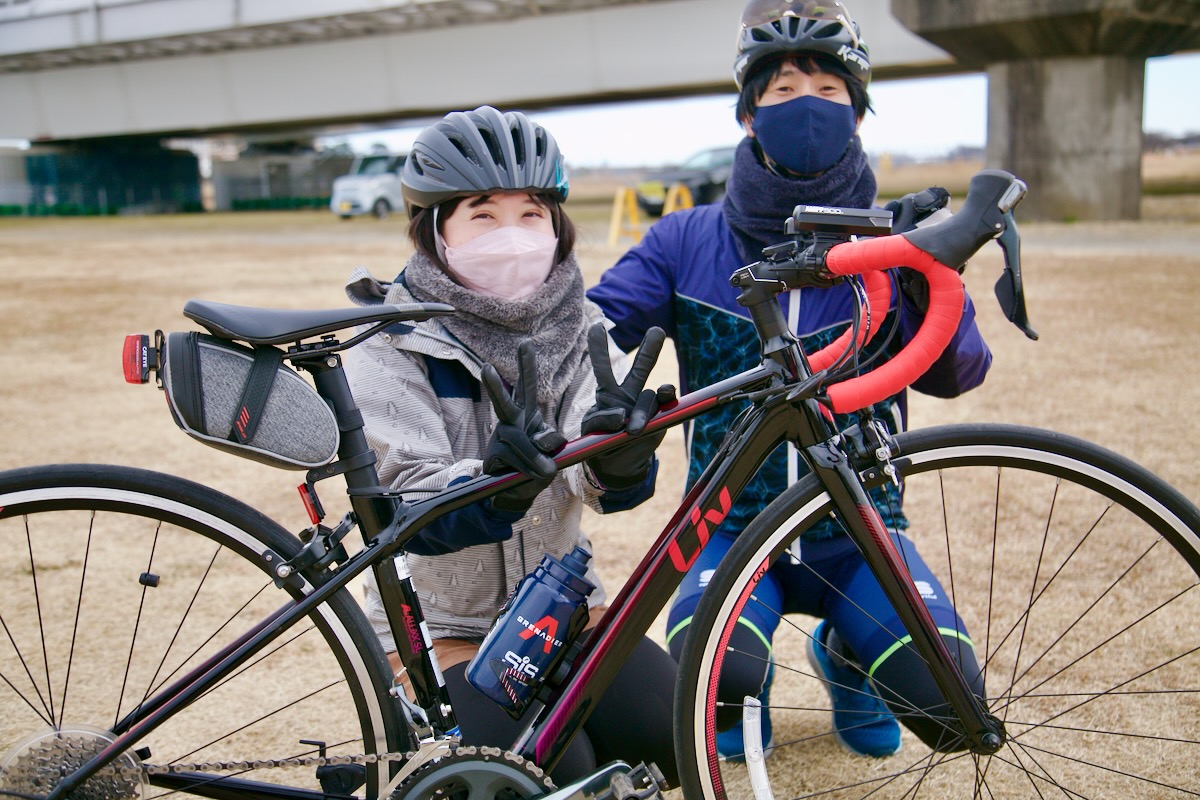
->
xmin=1 ymin=160 xmax=1199 ymax=796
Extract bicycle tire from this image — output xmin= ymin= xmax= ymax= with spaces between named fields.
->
xmin=676 ymin=423 xmax=1200 ymax=799
xmin=0 ymin=463 xmax=407 ymax=799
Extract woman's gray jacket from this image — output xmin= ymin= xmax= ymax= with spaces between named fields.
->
xmin=344 ymin=267 xmax=653 ymax=646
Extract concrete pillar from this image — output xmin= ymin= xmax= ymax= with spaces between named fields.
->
xmin=890 ymin=0 xmax=1200 ymax=221
xmin=987 ymin=55 xmax=1145 ymax=220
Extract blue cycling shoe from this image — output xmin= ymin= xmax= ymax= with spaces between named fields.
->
xmin=806 ymin=620 xmax=902 ymax=757
xmin=715 ymin=658 xmax=774 ymax=762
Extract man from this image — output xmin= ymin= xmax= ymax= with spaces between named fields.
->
xmin=588 ymin=0 xmax=990 ymax=760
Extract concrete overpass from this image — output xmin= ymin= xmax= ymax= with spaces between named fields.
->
xmin=1 ymin=0 xmax=1198 ymax=219
xmin=0 ymin=0 xmax=954 ymax=142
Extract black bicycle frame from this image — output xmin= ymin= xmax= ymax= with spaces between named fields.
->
xmin=520 ymin=267 xmax=1003 ymax=769
xmin=46 ymin=352 xmax=778 ymax=799
xmin=51 ymin=282 xmax=1001 ymax=798
xmin=521 ymin=369 xmax=804 ymax=768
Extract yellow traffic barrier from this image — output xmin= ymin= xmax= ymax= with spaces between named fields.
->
xmin=607 ymin=187 xmax=643 ymax=247
xmin=662 ymin=183 xmax=694 ymax=215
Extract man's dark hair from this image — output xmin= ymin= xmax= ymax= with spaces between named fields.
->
xmin=736 ymin=53 xmax=873 ymax=125
xmin=407 ymin=191 xmax=577 ymax=270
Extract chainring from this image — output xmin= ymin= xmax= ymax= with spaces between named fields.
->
xmin=391 ymin=745 xmax=554 ymax=800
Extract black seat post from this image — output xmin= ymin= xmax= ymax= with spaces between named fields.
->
xmin=304 ymin=348 xmax=460 ymax=732
xmin=305 ymin=353 xmax=399 ymax=539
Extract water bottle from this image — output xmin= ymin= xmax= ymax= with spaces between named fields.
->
xmin=466 ymin=546 xmax=596 ymax=718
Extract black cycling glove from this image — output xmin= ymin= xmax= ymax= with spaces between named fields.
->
xmin=580 ymin=323 xmax=672 ymax=491
xmin=481 ymin=340 xmax=567 ymax=515
xmin=886 ymin=186 xmax=957 ymax=313
xmin=887 ymin=186 xmax=950 ymax=235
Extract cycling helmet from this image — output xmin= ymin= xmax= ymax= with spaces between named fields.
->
xmin=733 ymin=0 xmax=871 ymax=90
xmin=401 ymin=105 xmax=569 ymax=216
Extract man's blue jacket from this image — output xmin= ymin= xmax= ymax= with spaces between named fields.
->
xmin=587 ymin=203 xmax=992 ymax=539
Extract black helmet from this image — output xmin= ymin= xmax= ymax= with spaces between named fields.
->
xmin=401 ymin=105 xmax=569 ymax=216
xmin=733 ymin=0 xmax=871 ymax=90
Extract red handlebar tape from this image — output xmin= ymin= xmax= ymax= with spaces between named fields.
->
xmin=806 ymin=270 xmax=892 ymax=373
xmin=818 ymin=235 xmax=964 ymax=414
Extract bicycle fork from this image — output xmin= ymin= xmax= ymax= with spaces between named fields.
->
xmin=804 ymin=429 xmax=1005 ymax=754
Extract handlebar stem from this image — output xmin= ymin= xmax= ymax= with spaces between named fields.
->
xmin=730 ymin=264 xmax=808 ymax=380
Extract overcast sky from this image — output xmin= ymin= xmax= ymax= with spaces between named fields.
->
xmin=329 ymin=51 xmax=1200 ymax=168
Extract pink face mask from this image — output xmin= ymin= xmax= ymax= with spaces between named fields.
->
xmin=443 ymin=226 xmax=558 ymax=300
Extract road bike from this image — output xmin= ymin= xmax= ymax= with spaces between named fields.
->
xmin=2 ymin=169 xmax=1198 ymax=799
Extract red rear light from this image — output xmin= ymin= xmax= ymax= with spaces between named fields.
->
xmin=123 ymin=334 xmax=152 ymax=384
xmin=298 ymin=483 xmax=326 ymax=525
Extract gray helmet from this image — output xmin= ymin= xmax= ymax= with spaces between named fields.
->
xmin=401 ymin=105 xmax=569 ymax=216
xmin=733 ymin=0 xmax=871 ymax=90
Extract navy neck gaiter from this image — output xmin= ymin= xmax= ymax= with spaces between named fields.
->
xmin=722 ymin=135 xmax=877 ymax=267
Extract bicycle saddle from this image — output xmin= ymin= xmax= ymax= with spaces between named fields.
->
xmin=183 ymin=299 xmax=455 ymax=346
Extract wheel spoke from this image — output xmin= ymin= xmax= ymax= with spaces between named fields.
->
xmin=141 ymin=581 xmax=273 ymax=702
xmin=174 ymin=679 xmax=346 ymax=763
xmin=1013 ymin=740 xmax=1200 ymax=796
xmin=59 ymin=516 xmax=95 ymax=728
xmin=1007 ymin=533 xmax=1161 ymax=692
xmin=0 ymin=631 xmax=52 ymax=726
xmin=744 ymin=595 xmax=966 ymax=743
xmin=116 ymin=521 xmax=162 ymax=728
xmin=678 ymin=427 xmax=1200 ymax=799
xmin=0 ymin=467 xmax=401 ymax=799
xmin=998 ymin=477 xmax=1058 ymax=732
xmin=996 ymin=591 xmax=1200 ymax=721
xmin=989 ymin=745 xmax=1080 ymax=799
xmin=1003 ymin=717 xmax=1200 ymax=746
xmin=137 ymin=546 xmax=223 ymax=712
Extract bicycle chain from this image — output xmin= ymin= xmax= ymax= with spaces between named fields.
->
xmin=1 ymin=731 xmax=550 ymax=799
xmin=128 ymin=749 xmax=410 ymax=776
xmin=130 ymin=745 xmax=552 ymax=797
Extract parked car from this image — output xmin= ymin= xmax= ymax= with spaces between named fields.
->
xmin=634 ymin=145 xmax=737 ymax=217
xmin=330 ymin=152 xmax=406 ymax=219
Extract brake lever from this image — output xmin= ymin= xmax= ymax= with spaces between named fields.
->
xmin=993 ymin=209 xmax=1039 ymax=340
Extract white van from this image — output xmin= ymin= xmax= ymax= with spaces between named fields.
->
xmin=330 ymin=153 xmax=406 ymax=220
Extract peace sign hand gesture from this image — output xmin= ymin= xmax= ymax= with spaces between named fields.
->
xmin=581 ymin=323 xmax=673 ymax=491
xmin=482 ymin=340 xmax=567 ymax=513
xmin=582 ymin=323 xmax=668 ymax=435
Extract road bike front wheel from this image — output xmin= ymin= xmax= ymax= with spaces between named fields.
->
xmin=0 ymin=464 xmax=407 ymax=800
xmin=676 ymin=424 xmax=1200 ymax=799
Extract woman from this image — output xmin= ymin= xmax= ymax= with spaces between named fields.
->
xmin=344 ymin=106 xmax=677 ymax=786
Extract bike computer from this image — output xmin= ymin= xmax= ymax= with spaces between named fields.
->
xmin=787 ymin=205 xmax=893 ymax=238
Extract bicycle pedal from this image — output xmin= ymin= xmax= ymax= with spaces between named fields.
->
xmin=597 ymin=762 xmax=667 ymax=800
xmin=535 ymin=761 xmax=665 ymax=800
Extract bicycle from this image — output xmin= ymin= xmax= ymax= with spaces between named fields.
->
xmin=1 ymin=168 xmax=1198 ymax=800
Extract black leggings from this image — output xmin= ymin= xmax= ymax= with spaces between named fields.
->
xmin=443 ymin=635 xmax=679 ymax=787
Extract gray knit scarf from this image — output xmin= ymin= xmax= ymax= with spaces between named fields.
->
xmin=403 ymin=251 xmax=587 ymax=405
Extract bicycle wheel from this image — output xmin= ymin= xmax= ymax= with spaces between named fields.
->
xmin=676 ymin=424 xmax=1200 ymax=798
xmin=0 ymin=464 xmax=407 ymax=799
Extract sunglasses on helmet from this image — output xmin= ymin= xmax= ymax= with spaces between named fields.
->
xmin=739 ymin=0 xmax=860 ymax=50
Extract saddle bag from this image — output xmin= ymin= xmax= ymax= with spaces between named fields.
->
xmin=160 ymin=331 xmax=339 ymax=470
